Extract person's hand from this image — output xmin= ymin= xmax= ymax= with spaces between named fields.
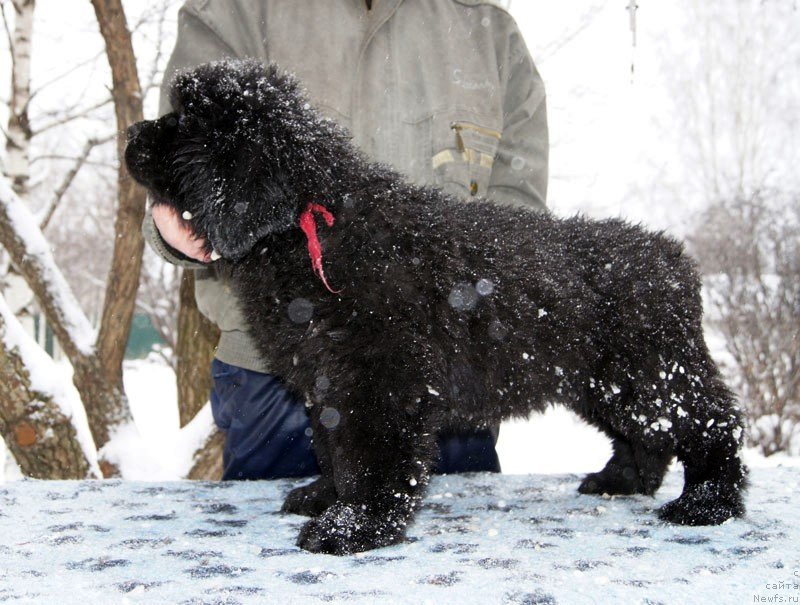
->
xmin=151 ymin=204 xmax=211 ymax=263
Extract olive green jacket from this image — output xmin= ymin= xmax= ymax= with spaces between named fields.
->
xmin=144 ymin=0 xmax=548 ymax=372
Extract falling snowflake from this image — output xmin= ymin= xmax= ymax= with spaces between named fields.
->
xmin=448 ymin=283 xmax=479 ymax=312
xmin=475 ymin=278 xmax=495 ymax=296
xmin=319 ymin=407 xmax=341 ymax=429
xmin=287 ymin=297 xmax=314 ymax=323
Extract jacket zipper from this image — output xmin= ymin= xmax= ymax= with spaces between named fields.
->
xmin=450 ymin=121 xmax=502 ymax=153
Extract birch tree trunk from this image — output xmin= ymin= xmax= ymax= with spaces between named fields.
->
xmin=1 ymin=0 xmax=36 ymax=338
xmin=2 ymin=0 xmax=34 ymax=198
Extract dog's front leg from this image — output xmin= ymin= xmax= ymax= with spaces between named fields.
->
xmin=296 ymin=397 xmax=436 ymax=555
xmin=282 ymin=411 xmax=338 ymax=517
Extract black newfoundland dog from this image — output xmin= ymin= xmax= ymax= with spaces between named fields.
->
xmin=126 ymin=60 xmax=747 ymax=555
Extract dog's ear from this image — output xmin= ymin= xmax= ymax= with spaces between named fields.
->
xmin=203 ymin=175 xmax=298 ymax=262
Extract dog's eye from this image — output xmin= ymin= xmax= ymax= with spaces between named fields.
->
xmin=166 ymin=116 xmax=178 ymax=127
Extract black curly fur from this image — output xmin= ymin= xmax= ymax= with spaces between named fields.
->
xmin=126 ymin=60 xmax=748 ymax=555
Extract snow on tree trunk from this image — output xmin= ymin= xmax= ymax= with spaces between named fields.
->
xmin=3 ymin=0 xmax=34 ymax=198
xmin=187 ymin=428 xmax=224 ymax=480
xmin=0 ymin=294 xmax=99 ymax=479
xmin=0 ymin=176 xmax=134 ymax=469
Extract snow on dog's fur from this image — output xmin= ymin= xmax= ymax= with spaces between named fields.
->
xmin=126 ymin=60 xmax=747 ymax=555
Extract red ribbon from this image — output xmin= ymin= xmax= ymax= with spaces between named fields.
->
xmin=298 ymin=202 xmax=341 ymax=294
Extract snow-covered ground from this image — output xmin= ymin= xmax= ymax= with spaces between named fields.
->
xmin=1 ymin=467 xmax=798 ymax=604
xmin=2 ymin=360 xmax=798 ymax=603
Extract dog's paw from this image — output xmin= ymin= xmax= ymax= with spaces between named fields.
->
xmin=658 ymin=481 xmax=745 ymax=526
xmin=281 ymin=478 xmax=337 ymax=517
xmin=296 ymin=503 xmax=405 ymax=555
xmin=578 ymin=468 xmax=641 ymax=496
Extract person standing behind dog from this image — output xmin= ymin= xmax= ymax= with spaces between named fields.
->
xmin=144 ymin=0 xmax=549 ymax=480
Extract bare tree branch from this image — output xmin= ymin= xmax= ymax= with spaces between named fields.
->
xmin=140 ymin=0 xmax=171 ymax=94
xmin=0 ymin=121 xmax=11 ymax=145
xmin=690 ymin=195 xmax=800 ymax=456
xmin=32 ymin=96 xmax=114 ymax=136
xmin=38 ymin=132 xmax=116 ymax=230
xmin=28 ymin=48 xmax=106 ymax=102
xmin=0 ymin=1 xmax=14 ymax=56
xmin=30 ymin=153 xmax=114 ymax=167
xmin=536 ymin=2 xmax=608 ymax=65
xmin=175 ymin=270 xmax=219 ymax=427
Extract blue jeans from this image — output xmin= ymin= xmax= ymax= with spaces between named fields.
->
xmin=210 ymin=359 xmax=501 ymax=480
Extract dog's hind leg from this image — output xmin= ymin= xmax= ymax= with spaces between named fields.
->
xmin=295 ymin=395 xmax=437 ymax=555
xmin=601 ymin=346 xmax=747 ymax=524
xmin=579 ymin=435 xmax=670 ymax=496
xmin=574 ymin=376 xmax=672 ymax=497
xmin=658 ymin=373 xmax=747 ymax=526
xmin=578 ymin=422 xmax=672 ymax=496
xmin=579 ymin=434 xmax=640 ymax=495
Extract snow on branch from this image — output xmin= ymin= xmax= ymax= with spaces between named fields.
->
xmin=0 ymin=175 xmax=96 ymax=356
xmin=0 ymin=293 xmax=100 ymax=478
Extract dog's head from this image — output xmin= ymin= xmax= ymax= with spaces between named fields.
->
xmin=125 ymin=59 xmax=347 ymax=261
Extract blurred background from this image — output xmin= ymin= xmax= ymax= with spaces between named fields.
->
xmin=0 ymin=0 xmax=797 ymax=481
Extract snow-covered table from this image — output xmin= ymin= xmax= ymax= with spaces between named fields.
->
xmin=1 ymin=468 xmax=797 ymax=604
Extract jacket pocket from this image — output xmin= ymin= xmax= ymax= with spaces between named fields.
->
xmin=429 ymin=113 xmax=501 ymax=199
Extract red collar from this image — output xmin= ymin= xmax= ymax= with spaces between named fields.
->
xmin=298 ymin=202 xmax=341 ymax=294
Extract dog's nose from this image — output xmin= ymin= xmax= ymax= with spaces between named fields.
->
xmin=126 ymin=121 xmax=145 ymax=142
